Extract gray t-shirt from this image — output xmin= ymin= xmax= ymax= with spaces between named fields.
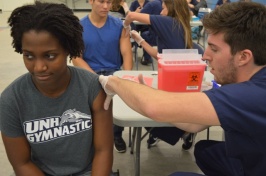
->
xmin=0 ymin=66 xmax=101 ymax=175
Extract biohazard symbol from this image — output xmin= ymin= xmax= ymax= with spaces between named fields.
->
xmin=188 ymin=72 xmax=200 ymax=86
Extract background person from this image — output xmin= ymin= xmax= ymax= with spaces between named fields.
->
xmin=139 ymin=0 xmax=162 ymax=66
xmin=129 ymin=0 xmax=150 ymax=35
xmin=187 ymin=0 xmax=207 ymax=16
xmin=100 ymin=2 xmax=266 ymax=175
xmin=110 ymin=0 xmax=130 ymax=18
xmin=125 ymin=0 xmax=193 ymax=60
xmin=125 ymin=0 xmax=197 ymax=150
xmin=131 ymin=0 xmax=162 ymax=65
xmin=72 ymin=0 xmax=133 ymax=153
xmin=215 ymin=0 xmax=230 ymax=8
xmin=0 ymin=2 xmax=113 ymax=175
xmin=129 ymin=0 xmax=149 ymax=13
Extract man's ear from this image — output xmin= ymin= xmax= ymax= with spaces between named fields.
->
xmin=237 ymin=49 xmax=253 ymax=67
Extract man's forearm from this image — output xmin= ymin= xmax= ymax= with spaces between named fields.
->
xmin=105 ymin=76 xmax=219 ymax=126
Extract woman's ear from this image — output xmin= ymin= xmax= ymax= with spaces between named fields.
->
xmin=237 ymin=49 xmax=253 ymax=67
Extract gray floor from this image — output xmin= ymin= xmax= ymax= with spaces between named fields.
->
xmin=0 ymin=11 xmax=223 ymax=176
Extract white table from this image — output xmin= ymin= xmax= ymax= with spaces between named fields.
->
xmin=113 ymin=70 xmax=213 ymax=176
xmin=190 ymin=20 xmax=203 ymax=27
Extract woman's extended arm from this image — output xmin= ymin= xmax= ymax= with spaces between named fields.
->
xmin=130 ymin=30 xmax=158 ymax=59
xmin=124 ymin=11 xmax=151 ymax=26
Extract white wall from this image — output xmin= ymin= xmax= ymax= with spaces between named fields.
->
xmin=39 ymin=0 xmax=135 ymax=10
xmin=0 ymin=0 xmax=34 ymax=11
xmin=0 ymin=0 xmax=137 ymax=11
xmin=39 ymin=0 xmax=92 ymax=10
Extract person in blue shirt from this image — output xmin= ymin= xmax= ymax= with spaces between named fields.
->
xmin=99 ymin=2 xmax=266 ymax=175
xmin=133 ymin=0 xmax=163 ymax=65
xmin=216 ymin=0 xmax=230 ymax=8
xmin=129 ymin=0 xmax=150 ymax=35
xmin=129 ymin=0 xmax=149 ymax=12
xmin=124 ymin=0 xmax=198 ymax=150
xmin=187 ymin=0 xmax=207 ymax=16
xmin=125 ymin=0 xmax=193 ymax=56
xmin=72 ymin=0 xmax=133 ymax=153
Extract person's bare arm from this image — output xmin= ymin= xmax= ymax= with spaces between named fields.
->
xmin=140 ymin=40 xmax=159 ymax=59
xmin=124 ymin=11 xmax=151 ymax=26
xmin=130 ymin=30 xmax=158 ymax=59
xmin=72 ymin=57 xmax=96 ymax=73
xmin=105 ymin=76 xmax=220 ymax=126
xmin=120 ymin=29 xmax=133 ymax=70
xmin=91 ymin=89 xmax=113 ymax=176
xmin=1 ymin=134 xmax=45 ymax=176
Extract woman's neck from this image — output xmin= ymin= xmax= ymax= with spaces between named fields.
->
xmin=34 ymin=67 xmax=71 ymax=98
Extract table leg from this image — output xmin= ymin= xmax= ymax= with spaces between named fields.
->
xmin=134 ymin=127 xmax=142 ymax=176
xmin=129 ymin=127 xmax=132 ymax=147
xmin=130 ymin=127 xmax=137 ymax=154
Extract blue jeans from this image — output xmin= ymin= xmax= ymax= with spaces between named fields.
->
xmin=95 ymin=69 xmax=124 ymax=139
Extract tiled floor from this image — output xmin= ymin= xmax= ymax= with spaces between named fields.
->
xmin=0 ymin=11 xmax=223 ymax=176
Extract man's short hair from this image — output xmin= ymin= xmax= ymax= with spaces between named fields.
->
xmin=203 ymin=2 xmax=266 ymax=65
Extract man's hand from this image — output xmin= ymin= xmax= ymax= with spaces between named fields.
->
xmin=130 ymin=30 xmax=144 ymax=46
xmin=99 ymin=75 xmax=116 ymax=110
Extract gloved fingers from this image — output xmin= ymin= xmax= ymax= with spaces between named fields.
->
xmin=123 ymin=20 xmax=131 ymax=36
xmin=99 ymin=75 xmax=108 ymax=89
xmin=104 ymin=95 xmax=113 ymax=110
xmin=99 ymin=75 xmax=115 ymax=110
xmin=122 ymin=20 xmax=130 ymax=28
xmin=130 ymin=30 xmax=138 ymax=35
xmin=99 ymin=75 xmax=115 ymax=95
xmin=130 ymin=30 xmax=139 ymax=38
xmin=124 ymin=26 xmax=131 ymax=37
xmin=138 ymin=74 xmax=147 ymax=85
xmin=130 ymin=30 xmax=144 ymax=45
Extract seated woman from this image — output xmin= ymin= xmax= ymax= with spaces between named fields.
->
xmin=124 ymin=0 xmax=198 ymax=150
xmin=0 ymin=1 xmax=113 ymax=175
xmin=187 ymin=0 xmax=207 ymax=16
xmin=129 ymin=0 xmax=150 ymax=33
xmin=129 ymin=0 xmax=149 ymax=13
